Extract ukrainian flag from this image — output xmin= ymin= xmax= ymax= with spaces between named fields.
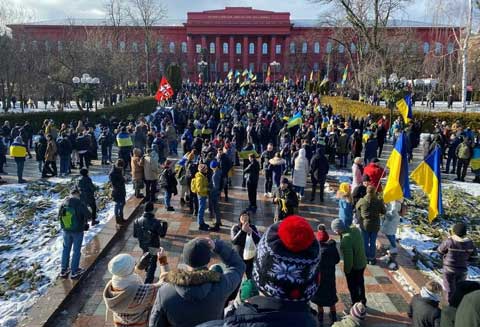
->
xmin=396 ymin=94 xmax=413 ymax=124
xmin=341 ymin=64 xmax=348 ymax=85
xmin=383 ymin=132 xmax=411 ymax=203
xmin=234 ymin=70 xmax=240 ymax=78
xmin=471 ymin=146 xmax=480 ymax=171
xmin=227 ymin=69 xmax=233 ymax=80
xmin=410 ymin=146 xmax=444 ymax=222
xmin=320 ymin=76 xmax=329 ymax=87
xmin=287 ymin=112 xmax=302 ymax=129
xmin=242 ymin=69 xmax=249 ymax=76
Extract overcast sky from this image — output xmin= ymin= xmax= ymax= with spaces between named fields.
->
xmin=11 ymin=0 xmax=435 ymax=23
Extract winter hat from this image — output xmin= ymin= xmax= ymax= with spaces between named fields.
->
xmin=331 ymin=218 xmax=346 ymax=233
xmin=253 ymin=215 xmax=320 ymax=301
xmin=80 ymin=168 xmax=89 ymax=177
xmin=210 ymin=160 xmax=219 ymax=169
xmin=453 ymin=222 xmax=467 ymax=237
xmin=338 ymin=182 xmax=350 ymax=195
xmin=350 ymin=302 xmax=366 ymax=321
xmin=145 ymin=202 xmax=154 ymax=213
xmin=183 ymin=238 xmax=211 ymax=269
xmin=281 ymin=177 xmax=290 ymax=184
xmin=240 ymin=279 xmax=259 ymax=301
xmin=316 ymin=224 xmax=329 ymax=243
xmin=108 ymin=254 xmax=136 ymax=277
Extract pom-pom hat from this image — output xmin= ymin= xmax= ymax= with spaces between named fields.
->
xmin=253 ymin=215 xmax=320 ymax=301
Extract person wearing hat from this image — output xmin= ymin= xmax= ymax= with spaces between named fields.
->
xmin=117 ymin=126 xmax=133 ymax=172
xmin=58 ymin=188 xmax=92 ymax=279
xmin=351 ymin=157 xmax=364 ymax=190
xmin=312 ymin=224 xmax=341 ymax=326
xmin=208 ymin=160 xmax=222 ymax=231
xmin=337 ymin=182 xmax=353 ymax=228
xmin=149 ymin=238 xmax=245 ymax=327
xmin=9 ymin=136 xmax=28 ymax=183
xmin=310 ymin=148 xmax=329 ymax=202
xmin=363 ymin=157 xmax=384 ymax=192
xmin=159 ymin=160 xmax=177 ymax=211
xmin=438 ymin=222 xmax=477 ymax=303
xmin=109 ymin=159 xmax=127 ymax=224
xmin=78 ymin=168 xmax=99 ymax=226
xmin=243 ymin=152 xmax=260 ymax=211
xmin=42 ymin=133 xmax=58 ymax=178
xmin=337 ymin=128 xmax=349 ymax=168
xmin=103 ymin=251 xmax=169 ymax=327
xmin=331 ymin=218 xmax=367 ymax=306
xmin=143 ymin=148 xmax=160 ymax=203
xmin=408 ymin=280 xmax=442 ymax=327
xmin=363 ymin=133 xmax=378 ymax=166
xmin=352 ymin=174 xmax=370 ymax=207
xmin=191 ymin=163 xmax=210 ymax=231
xmin=198 ymin=216 xmax=321 ymax=327
xmin=331 ymin=302 xmax=366 ymax=327
xmin=273 ymin=177 xmax=299 ymax=222
xmin=133 ymin=202 xmax=168 ymax=283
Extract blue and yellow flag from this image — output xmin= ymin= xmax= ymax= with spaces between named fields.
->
xmin=234 ymin=70 xmax=240 ymax=78
xmin=341 ymin=64 xmax=348 ymax=85
xmin=383 ymin=132 xmax=411 ymax=203
xmin=227 ymin=69 xmax=233 ymax=80
xmin=320 ymin=76 xmax=329 ymax=87
xmin=396 ymin=94 xmax=413 ymax=124
xmin=410 ymin=146 xmax=444 ymax=222
xmin=242 ymin=69 xmax=249 ymax=77
xmin=287 ymin=112 xmax=302 ymax=129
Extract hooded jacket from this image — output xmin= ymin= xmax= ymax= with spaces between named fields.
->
xmin=293 ymin=148 xmax=309 ymax=187
xmin=408 ymin=294 xmax=441 ymax=327
xmin=191 ymin=171 xmax=209 ymax=197
xmin=438 ymin=235 xmax=477 ymax=273
xmin=143 ymin=154 xmax=159 ymax=181
xmin=355 ymin=193 xmax=386 ymax=233
xmin=310 ymin=150 xmax=329 ymax=182
xmin=109 ymin=166 xmax=126 ymax=203
xmin=149 ymin=240 xmax=245 ymax=327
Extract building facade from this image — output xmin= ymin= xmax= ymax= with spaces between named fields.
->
xmin=9 ymin=6 xmax=459 ymax=83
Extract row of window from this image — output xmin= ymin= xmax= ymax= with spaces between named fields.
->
xmin=25 ymin=39 xmax=456 ymax=56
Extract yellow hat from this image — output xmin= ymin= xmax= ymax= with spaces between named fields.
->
xmin=338 ymin=182 xmax=350 ymax=195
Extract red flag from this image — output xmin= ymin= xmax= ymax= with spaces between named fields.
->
xmin=155 ymin=77 xmax=174 ymax=102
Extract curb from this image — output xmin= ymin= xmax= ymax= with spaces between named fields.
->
xmin=19 ymin=195 xmax=144 ymax=327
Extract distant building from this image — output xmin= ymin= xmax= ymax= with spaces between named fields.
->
xmin=8 ymin=6 xmax=460 ymax=83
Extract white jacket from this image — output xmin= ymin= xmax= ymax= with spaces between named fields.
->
xmin=293 ymin=149 xmax=309 ymax=187
xmin=381 ymin=201 xmax=401 ymax=236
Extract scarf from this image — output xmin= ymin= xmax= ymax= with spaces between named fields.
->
xmin=111 ymin=273 xmax=143 ymax=291
xmin=420 ymin=286 xmax=440 ymax=302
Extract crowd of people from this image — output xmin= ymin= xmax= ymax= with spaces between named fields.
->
xmin=1 ymin=82 xmax=480 ymax=326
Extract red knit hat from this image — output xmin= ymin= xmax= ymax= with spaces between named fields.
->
xmin=316 ymin=230 xmax=329 ymax=243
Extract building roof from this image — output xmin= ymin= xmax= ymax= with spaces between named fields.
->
xmin=21 ymin=18 xmax=185 ymax=27
xmin=292 ymin=19 xmax=458 ymax=28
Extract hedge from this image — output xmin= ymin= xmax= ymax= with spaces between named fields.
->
xmin=322 ymin=96 xmax=480 ymax=132
xmin=0 ymin=97 xmax=157 ymax=132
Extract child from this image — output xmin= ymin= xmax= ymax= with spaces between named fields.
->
xmin=438 ymin=222 xmax=477 ymax=304
xmin=331 ymin=302 xmax=366 ymax=327
xmin=311 ymin=224 xmax=341 ymax=326
xmin=408 ymin=281 xmax=442 ymax=327
xmin=131 ymin=148 xmax=144 ymax=198
xmin=337 ymin=182 xmax=353 ymax=227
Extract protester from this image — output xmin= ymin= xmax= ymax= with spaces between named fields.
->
xmin=191 ymin=163 xmax=210 ymax=231
xmin=143 ymin=148 xmax=159 ymax=203
xmin=351 ymin=157 xmax=363 ymax=190
xmin=292 ymin=148 xmax=309 ymax=199
xmin=408 ymin=280 xmax=442 ymax=327
xmin=260 ymin=143 xmax=275 ymax=197
xmin=78 ymin=168 xmax=99 ymax=226
xmin=131 ymin=148 xmax=145 ymax=198
xmin=273 ymin=177 xmax=299 ymax=222
xmin=110 ymin=159 xmax=127 ymax=225
xmin=209 ymin=160 xmax=222 ymax=231
xmin=269 ymin=152 xmax=286 ymax=191
xmin=363 ymin=158 xmax=384 ymax=192
xmin=310 ymin=148 xmax=329 ymax=202
xmin=381 ymin=200 xmax=402 ymax=256
xmin=455 ymin=137 xmax=472 ymax=181
xmin=10 ymin=136 xmax=28 ymax=183
xmin=337 ymin=182 xmax=353 ymax=228
xmin=243 ymin=153 xmax=260 ymax=211
xmin=159 ymin=160 xmax=177 ymax=212
xmin=149 ymin=238 xmax=245 ymax=327
xmin=454 ymin=289 xmax=480 ymax=327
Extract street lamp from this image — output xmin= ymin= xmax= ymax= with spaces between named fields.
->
xmin=72 ymin=73 xmax=100 ymax=111
xmin=270 ymin=61 xmax=280 ymax=83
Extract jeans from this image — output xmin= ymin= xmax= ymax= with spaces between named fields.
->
xmin=362 ymin=230 xmax=378 ymax=260
xmin=164 ymin=191 xmax=172 ymax=208
xmin=209 ymin=190 xmax=221 ymax=224
xmin=295 ymin=186 xmax=305 ymax=197
xmin=15 ymin=158 xmax=25 ymax=181
xmin=169 ymin=140 xmax=178 ymax=155
xmin=345 ymin=268 xmax=366 ymax=305
xmin=61 ymin=230 xmax=84 ymax=273
xmin=386 ymin=234 xmax=397 ymax=249
xmin=446 ymin=155 xmax=457 ymax=173
xmin=60 ymin=155 xmax=70 ymax=175
xmin=114 ymin=201 xmax=125 ymax=220
xmin=144 ymin=252 xmax=157 ymax=284
xmin=197 ymin=196 xmax=207 ymax=226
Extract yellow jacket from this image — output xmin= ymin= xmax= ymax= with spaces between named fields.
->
xmin=191 ymin=172 xmax=209 ymax=197
xmin=10 ymin=143 xmax=27 ymax=158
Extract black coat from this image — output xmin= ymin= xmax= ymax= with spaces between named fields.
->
xmin=198 ymin=296 xmax=318 ymax=327
xmin=160 ymin=169 xmax=178 ymax=195
xmin=35 ymin=136 xmax=47 ymax=162
xmin=133 ymin=212 xmax=165 ymax=250
xmin=56 ymin=138 xmax=72 ymax=156
xmin=408 ymin=295 xmax=441 ymax=327
xmin=311 ymin=239 xmax=340 ymax=306
xmin=109 ymin=166 xmax=126 ymax=202
xmin=231 ymin=224 xmax=261 ymax=256
xmin=244 ymin=160 xmax=260 ymax=185
xmin=310 ymin=152 xmax=329 ymax=182
xmin=78 ymin=175 xmax=96 ymax=204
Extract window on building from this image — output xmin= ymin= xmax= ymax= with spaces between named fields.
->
xmin=169 ymin=42 xmax=175 ymax=53
xmin=326 ymin=41 xmax=332 ymax=54
xmin=435 ymin=42 xmax=442 ymax=55
xmin=249 ymin=62 xmax=255 ymax=72
xmin=32 ymin=40 xmax=38 ymax=50
xmin=275 ymin=44 xmax=281 ymax=54
xmin=223 ymin=62 xmax=229 ymax=72
xmin=314 ymin=42 xmax=320 ymax=54
xmin=182 ymin=62 xmax=188 ymax=74
xmin=447 ymin=42 xmax=454 ymax=54
xmin=223 ymin=42 xmax=228 ymax=54
xmin=290 ymin=42 xmax=296 ymax=54
xmin=157 ymin=41 xmax=162 ymax=53
xmin=181 ymin=42 xmax=187 ymax=53
xmin=302 ymin=42 xmax=307 ymax=54
xmin=350 ymin=42 xmax=357 ymax=53
xmin=338 ymin=44 xmax=345 ymax=53
xmin=132 ymin=42 xmax=138 ymax=52
xmin=158 ymin=61 xmax=164 ymax=73
xmin=249 ymin=42 xmax=255 ymax=54
xmin=119 ymin=41 xmax=126 ymax=51
xmin=262 ymin=63 xmax=268 ymax=71
xmin=58 ymin=40 xmax=63 ymax=51
xmin=196 ymin=44 xmax=201 ymax=54
xmin=313 ymin=62 xmax=319 ymax=71
xmin=210 ymin=63 xmax=216 ymax=72
xmin=423 ymin=42 xmax=430 ymax=54
xmin=209 ymin=42 xmax=215 ymax=54
xmin=236 ymin=42 xmax=242 ymax=54
xmin=262 ymin=43 xmax=268 ymax=54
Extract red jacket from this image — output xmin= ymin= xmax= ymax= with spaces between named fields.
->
xmin=364 ymin=163 xmax=385 ymax=192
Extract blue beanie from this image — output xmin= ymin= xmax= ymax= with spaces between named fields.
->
xmin=210 ymin=160 xmax=219 ymax=169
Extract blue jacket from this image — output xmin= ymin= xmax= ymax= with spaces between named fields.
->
xmin=338 ymin=199 xmax=353 ymax=227
xmin=364 ymin=138 xmax=378 ymax=161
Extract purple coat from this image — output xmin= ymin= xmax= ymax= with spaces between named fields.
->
xmin=438 ymin=236 xmax=477 ymax=273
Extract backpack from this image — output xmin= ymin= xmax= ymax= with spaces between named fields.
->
xmin=59 ymin=205 xmax=81 ymax=232
xmin=458 ymin=143 xmax=471 ymax=160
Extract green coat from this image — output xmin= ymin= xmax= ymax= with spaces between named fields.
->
xmin=355 ymin=193 xmax=386 ymax=232
xmin=440 ymin=306 xmax=456 ymax=327
xmin=340 ymin=226 xmax=367 ymax=274
xmin=455 ymin=290 xmax=480 ymax=327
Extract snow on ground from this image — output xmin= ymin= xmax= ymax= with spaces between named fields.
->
xmin=0 ymin=176 xmax=133 ymax=327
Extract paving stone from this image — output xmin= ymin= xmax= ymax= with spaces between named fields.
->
xmin=387 ymin=293 xmax=410 ymax=313
xmin=376 ymin=276 xmax=393 ymax=284
xmin=368 ymin=265 xmax=388 ymax=277
xmin=364 ymin=276 xmax=379 ymax=285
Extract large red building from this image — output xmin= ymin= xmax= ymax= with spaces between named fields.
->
xmin=9 ymin=6 xmax=459 ymax=83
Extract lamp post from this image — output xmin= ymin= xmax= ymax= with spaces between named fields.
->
xmin=198 ymin=60 xmax=208 ymax=84
xmin=72 ymin=73 xmax=100 ymax=112
xmin=270 ymin=61 xmax=280 ymax=83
